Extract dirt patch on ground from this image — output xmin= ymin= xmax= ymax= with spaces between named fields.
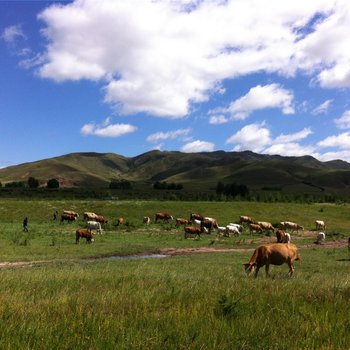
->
xmin=160 ymin=238 xmax=349 ymax=256
xmin=0 ymin=238 xmax=348 ymax=267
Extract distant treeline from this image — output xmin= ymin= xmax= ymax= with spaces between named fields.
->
xmin=0 ymin=177 xmax=349 ymax=203
xmin=1 ymin=177 xmax=59 ymax=189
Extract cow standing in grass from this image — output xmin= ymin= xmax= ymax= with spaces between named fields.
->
xmin=244 ymin=243 xmax=300 ymax=277
xmin=155 ymin=212 xmax=173 ymax=223
xmin=76 ymin=229 xmax=94 ymax=244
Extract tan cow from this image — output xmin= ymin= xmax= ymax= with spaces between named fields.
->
xmin=249 ymin=223 xmax=263 ymax=234
xmin=257 ymin=221 xmax=275 ymax=233
xmin=243 ymin=243 xmax=300 ymax=277
xmin=83 ymin=212 xmax=98 ymax=221
xmin=117 ymin=217 xmax=125 ymax=226
xmin=239 ymin=215 xmax=254 ymax=224
xmin=280 ymin=221 xmax=303 ymax=233
xmin=315 ymin=220 xmax=325 ymax=230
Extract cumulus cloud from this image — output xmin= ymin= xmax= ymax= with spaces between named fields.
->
xmin=226 ymin=122 xmax=272 ymax=152
xmin=226 ymin=123 xmax=315 ymax=156
xmin=34 ymin=0 xmax=350 ymax=118
xmin=181 ymin=140 xmax=215 ymax=153
xmin=146 ymin=128 xmax=191 ymax=143
xmin=317 ymin=132 xmax=350 ymax=149
xmin=334 ymin=110 xmax=350 ymax=129
xmin=80 ymin=120 xmax=137 ymax=137
xmin=264 ymin=142 xmax=316 ymax=157
xmin=224 ymin=84 xmax=294 ymax=120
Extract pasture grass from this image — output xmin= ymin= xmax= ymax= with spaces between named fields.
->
xmin=0 ymin=249 xmax=348 ymax=349
xmin=0 ymin=200 xmax=349 ymax=348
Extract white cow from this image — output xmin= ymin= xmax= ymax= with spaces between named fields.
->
xmin=87 ymin=220 xmax=103 ymax=234
xmin=226 ymin=225 xmax=241 ymax=237
xmin=317 ymin=232 xmax=326 ymax=244
xmin=283 ymin=232 xmax=291 ymax=243
xmin=315 ymin=220 xmax=325 ymax=230
xmin=229 ymin=223 xmax=243 ymax=233
xmin=143 ymin=216 xmax=151 ymax=225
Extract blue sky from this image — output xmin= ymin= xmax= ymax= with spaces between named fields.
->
xmin=1 ymin=0 xmax=350 ymax=167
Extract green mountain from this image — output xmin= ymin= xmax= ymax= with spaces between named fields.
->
xmin=1 ymin=150 xmax=350 ymax=194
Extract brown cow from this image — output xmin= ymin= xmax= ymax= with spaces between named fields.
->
xmin=200 ymin=218 xmax=217 ymax=233
xmin=155 ymin=212 xmax=173 ymax=223
xmin=276 ymin=229 xmax=286 ymax=243
xmin=76 ymin=229 xmax=94 ymax=244
xmin=176 ymin=218 xmax=192 ymax=227
xmin=249 ymin=223 xmax=263 ymax=234
xmin=95 ymin=215 xmax=108 ymax=224
xmin=184 ymin=225 xmax=206 ymax=239
xmin=61 ymin=213 xmax=77 ymax=223
xmin=190 ymin=213 xmax=204 ymax=222
xmin=243 ymin=243 xmax=300 ymax=277
xmin=64 ymin=210 xmax=79 ymax=218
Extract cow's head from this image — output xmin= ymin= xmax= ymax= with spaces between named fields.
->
xmin=243 ymin=263 xmax=256 ymax=275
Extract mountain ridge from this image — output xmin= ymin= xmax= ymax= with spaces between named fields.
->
xmin=1 ymin=150 xmax=350 ymax=194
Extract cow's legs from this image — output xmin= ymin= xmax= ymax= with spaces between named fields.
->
xmin=265 ymin=264 xmax=270 ymax=277
xmin=287 ymin=261 xmax=295 ymax=277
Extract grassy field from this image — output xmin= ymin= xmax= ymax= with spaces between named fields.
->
xmin=0 ymin=199 xmax=349 ymax=349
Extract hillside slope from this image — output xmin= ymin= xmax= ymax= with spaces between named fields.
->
xmin=1 ymin=150 xmax=350 ymax=193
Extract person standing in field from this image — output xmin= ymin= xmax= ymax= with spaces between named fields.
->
xmin=23 ymin=217 xmax=28 ymax=232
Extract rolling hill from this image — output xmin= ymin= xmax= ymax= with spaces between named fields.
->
xmin=1 ymin=150 xmax=350 ymax=194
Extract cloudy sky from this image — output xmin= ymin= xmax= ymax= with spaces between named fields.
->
xmin=1 ymin=0 xmax=350 ymax=167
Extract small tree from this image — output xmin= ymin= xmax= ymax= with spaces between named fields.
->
xmin=47 ymin=178 xmax=59 ymax=189
xmin=28 ymin=177 xmax=39 ymax=189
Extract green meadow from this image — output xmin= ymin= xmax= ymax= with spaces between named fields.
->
xmin=0 ymin=199 xmax=349 ymax=349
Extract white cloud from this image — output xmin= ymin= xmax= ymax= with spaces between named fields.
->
xmin=147 ymin=128 xmax=191 ymax=143
xmin=274 ymin=127 xmax=312 ymax=143
xmin=316 ymin=150 xmax=350 ymax=162
xmin=226 ymin=123 xmax=315 ymax=156
xmin=208 ymin=115 xmax=229 ymax=125
xmin=181 ymin=140 xmax=214 ymax=153
xmin=264 ymin=142 xmax=315 ymax=157
xmin=317 ymin=132 xmax=350 ymax=149
xmin=226 ymin=122 xmax=272 ymax=152
xmin=35 ymin=0 xmax=349 ymax=118
xmin=81 ymin=121 xmax=137 ymax=137
xmin=334 ymin=110 xmax=350 ymax=129
xmin=311 ymin=99 xmax=333 ymax=115
xmin=225 ymin=84 xmax=295 ymax=119
xmin=1 ymin=25 xmax=26 ymax=44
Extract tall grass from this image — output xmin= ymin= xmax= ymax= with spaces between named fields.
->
xmin=0 ymin=199 xmax=349 ymax=348
xmin=0 ymin=249 xmax=348 ymax=349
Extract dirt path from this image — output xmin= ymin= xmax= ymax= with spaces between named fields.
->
xmin=160 ymin=239 xmax=349 ymax=256
xmin=0 ymin=239 xmax=348 ymax=268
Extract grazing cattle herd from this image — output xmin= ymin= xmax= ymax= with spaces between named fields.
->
xmin=50 ymin=208 xmax=349 ymax=277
